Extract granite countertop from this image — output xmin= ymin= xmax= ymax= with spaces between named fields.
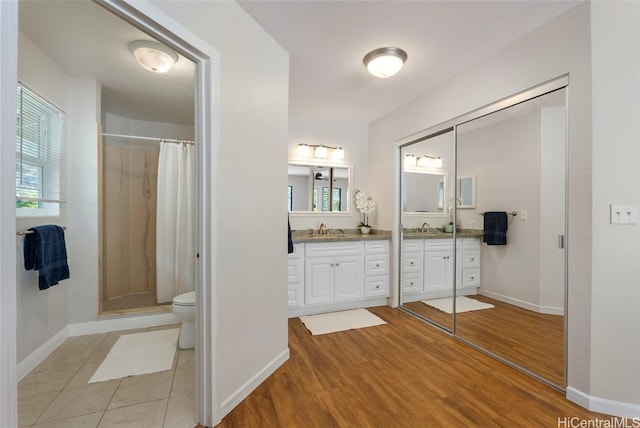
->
xmin=291 ymin=228 xmax=392 ymax=243
xmin=403 ymin=228 xmax=483 ymax=239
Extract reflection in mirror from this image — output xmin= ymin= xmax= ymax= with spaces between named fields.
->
xmin=397 ymin=79 xmax=568 ymax=389
xmin=457 ymin=175 xmax=476 ymax=208
xmin=399 ymin=129 xmax=455 ymax=332
xmin=403 ymin=172 xmax=445 ymax=213
xmin=288 ymin=163 xmax=350 ymax=213
xmin=455 ymin=87 xmax=567 ymax=388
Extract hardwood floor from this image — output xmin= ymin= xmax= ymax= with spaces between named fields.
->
xmin=215 ymin=306 xmax=603 ymax=427
xmin=404 ymin=294 xmax=564 ymax=385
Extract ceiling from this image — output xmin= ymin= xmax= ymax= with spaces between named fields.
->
xmin=18 ymin=1 xmax=195 ymax=126
xmin=18 ymin=1 xmax=581 ymax=127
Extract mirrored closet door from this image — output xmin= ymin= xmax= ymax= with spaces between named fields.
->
xmin=398 ymin=79 xmax=567 ymax=389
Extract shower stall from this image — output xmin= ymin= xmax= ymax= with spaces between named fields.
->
xmin=99 ymin=133 xmax=195 ymax=314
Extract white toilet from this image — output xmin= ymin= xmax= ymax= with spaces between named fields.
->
xmin=172 ymin=291 xmax=196 ymax=349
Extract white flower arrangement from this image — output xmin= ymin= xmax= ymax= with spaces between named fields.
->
xmin=354 ymin=190 xmax=375 ymax=227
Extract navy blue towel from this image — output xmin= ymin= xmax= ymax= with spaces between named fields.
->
xmin=287 ymin=215 xmax=294 ymax=254
xmin=23 ymin=225 xmax=70 ymax=290
xmin=482 ymin=212 xmax=508 ymax=245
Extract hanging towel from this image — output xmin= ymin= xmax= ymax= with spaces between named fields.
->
xmin=482 ymin=212 xmax=508 ymax=245
xmin=23 ymin=225 xmax=70 ymax=290
xmin=287 ymin=215 xmax=294 ymax=254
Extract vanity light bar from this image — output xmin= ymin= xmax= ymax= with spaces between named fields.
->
xmin=405 ymin=153 xmax=442 ymax=169
xmin=297 ymin=143 xmax=344 ymax=160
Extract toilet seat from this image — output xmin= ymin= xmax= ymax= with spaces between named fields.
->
xmin=172 ymin=291 xmax=195 ymax=306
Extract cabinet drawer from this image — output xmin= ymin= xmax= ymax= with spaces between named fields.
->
xmin=402 ymin=273 xmax=421 ymax=294
xmin=305 ymin=241 xmax=363 ymax=257
xmin=462 ymin=238 xmax=480 ymax=250
xmin=365 ymin=255 xmax=389 ymax=276
xmin=462 ymin=269 xmax=480 ymax=286
xmin=287 ymin=285 xmax=303 ymax=307
xmin=402 ymin=253 xmax=423 ymax=273
xmin=403 ymin=240 xmax=423 ymax=253
xmin=365 ymin=276 xmax=389 ymax=298
xmin=462 ymin=251 xmax=480 ymax=268
xmin=288 ymin=258 xmax=304 ymax=284
xmin=425 ymin=239 xmax=454 ymax=251
xmin=365 ymin=240 xmax=389 ymax=255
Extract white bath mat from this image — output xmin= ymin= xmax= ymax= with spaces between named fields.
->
xmin=422 ymin=296 xmax=495 ymax=314
xmin=300 ymin=308 xmax=386 ymax=335
xmin=89 ymin=328 xmax=179 ymax=383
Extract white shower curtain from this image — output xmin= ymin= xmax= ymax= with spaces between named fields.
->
xmin=156 ymin=141 xmax=195 ymax=303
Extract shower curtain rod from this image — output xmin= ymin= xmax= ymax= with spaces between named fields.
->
xmin=101 ymin=133 xmax=194 ymax=145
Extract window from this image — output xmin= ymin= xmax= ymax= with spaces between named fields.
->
xmin=287 ymin=185 xmax=293 ymax=211
xmin=16 ymin=83 xmax=65 ymax=217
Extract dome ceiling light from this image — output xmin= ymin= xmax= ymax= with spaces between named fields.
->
xmin=129 ymin=40 xmax=178 ymax=73
xmin=363 ymin=47 xmax=408 ymax=78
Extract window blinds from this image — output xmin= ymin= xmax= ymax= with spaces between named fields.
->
xmin=16 ymin=83 xmax=65 ymax=207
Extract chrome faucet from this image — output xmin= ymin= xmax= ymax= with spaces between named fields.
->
xmin=420 ymin=222 xmax=430 ymax=232
xmin=318 ymin=223 xmax=328 ymax=235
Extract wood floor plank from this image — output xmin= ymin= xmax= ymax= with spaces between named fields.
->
xmin=214 ymin=306 xmax=605 ymax=427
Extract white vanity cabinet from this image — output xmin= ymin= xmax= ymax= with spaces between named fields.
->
xmin=288 ymin=239 xmax=390 ymax=317
xmin=423 ymin=239 xmax=462 ymax=293
xmin=401 ymin=237 xmax=481 ymax=302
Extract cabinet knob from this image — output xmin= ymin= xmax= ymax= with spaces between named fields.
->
xmin=375 ymin=263 xmax=380 ymax=267
xmin=410 ymin=261 xmax=414 ymax=265
xmin=335 ymin=263 xmax=340 ymax=267
xmin=331 ymin=263 xmax=335 ymax=267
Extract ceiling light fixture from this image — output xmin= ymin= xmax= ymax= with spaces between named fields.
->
xmin=363 ymin=47 xmax=408 ymax=78
xmin=129 ymin=40 xmax=178 ymax=73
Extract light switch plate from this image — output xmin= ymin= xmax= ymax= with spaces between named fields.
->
xmin=610 ymin=204 xmax=638 ymax=224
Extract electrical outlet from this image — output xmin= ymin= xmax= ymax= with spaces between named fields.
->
xmin=610 ymin=204 xmax=638 ymax=224
xmin=520 ymin=209 xmax=528 ymax=220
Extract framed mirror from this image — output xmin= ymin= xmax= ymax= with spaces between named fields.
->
xmin=288 ymin=162 xmax=351 ymax=213
xmin=457 ymin=175 xmax=476 ymax=208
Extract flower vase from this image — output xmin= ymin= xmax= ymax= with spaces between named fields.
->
xmin=360 ymin=226 xmax=371 ymax=234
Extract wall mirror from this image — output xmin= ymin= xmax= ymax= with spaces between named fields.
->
xmin=288 ymin=163 xmax=350 ymax=213
xmin=457 ymin=175 xmax=476 ymax=208
xmin=403 ymin=171 xmax=446 ymax=215
xmin=399 ymin=129 xmax=455 ymax=332
xmin=398 ymin=76 xmax=568 ymax=390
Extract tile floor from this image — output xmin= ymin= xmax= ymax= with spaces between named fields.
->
xmin=18 ymin=324 xmax=195 ymax=428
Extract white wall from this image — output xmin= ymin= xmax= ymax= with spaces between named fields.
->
xmin=148 ymin=0 xmax=289 ymax=416
xmin=103 ymin=112 xmax=194 ymax=140
xmin=288 ymin=114 xmax=369 ymax=230
xmin=65 ymin=77 xmax=101 ymax=325
xmin=590 ymin=1 xmax=640 ymax=414
xmin=370 ymin=1 xmax=595 ymax=403
xmin=15 ymin=32 xmax=69 ymax=362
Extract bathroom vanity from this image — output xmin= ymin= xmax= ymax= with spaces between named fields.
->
xmin=287 ymin=230 xmax=391 ymax=317
xmin=401 ymin=229 xmax=482 ymax=303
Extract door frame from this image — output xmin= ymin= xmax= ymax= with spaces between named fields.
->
xmin=95 ymin=1 xmax=220 ymax=425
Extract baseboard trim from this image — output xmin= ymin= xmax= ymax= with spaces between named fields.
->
xmin=17 ymin=326 xmax=69 ymax=382
xmin=18 ymin=312 xmax=180 ymax=381
xmin=68 ymin=312 xmax=180 ymax=337
xmin=567 ymin=386 xmax=640 ymax=418
xmin=219 ymin=348 xmax=290 ymax=418
xmin=478 ymin=289 xmax=564 ymax=315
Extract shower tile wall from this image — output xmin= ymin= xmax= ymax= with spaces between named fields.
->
xmin=103 ymin=144 xmax=159 ymax=305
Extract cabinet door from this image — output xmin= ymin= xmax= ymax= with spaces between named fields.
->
xmin=424 ymin=250 xmax=452 ymax=292
xmin=334 ymin=255 xmax=364 ymax=302
xmin=305 ymin=258 xmax=334 ymax=305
